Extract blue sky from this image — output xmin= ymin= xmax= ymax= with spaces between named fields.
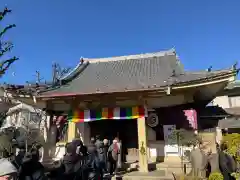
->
xmin=0 ymin=0 xmax=240 ymax=84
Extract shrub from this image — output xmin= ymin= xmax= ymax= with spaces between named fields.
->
xmin=170 ymin=129 xmax=202 ymax=147
xmin=208 ymin=172 xmax=224 ymax=180
xmin=175 ymin=174 xmax=203 ymax=180
xmin=231 ymin=172 xmax=240 ymax=179
xmin=222 ymin=133 xmax=240 ymax=162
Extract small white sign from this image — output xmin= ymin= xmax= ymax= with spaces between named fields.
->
xmin=149 ymin=148 xmax=157 ymax=157
xmin=165 ymin=144 xmax=179 ymax=153
xmin=163 ymin=125 xmax=179 ymax=155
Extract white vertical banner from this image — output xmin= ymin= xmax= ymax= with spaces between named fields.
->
xmin=163 ymin=125 xmax=179 ymax=156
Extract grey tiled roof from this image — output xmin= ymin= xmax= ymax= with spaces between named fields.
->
xmin=218 ymin=117 xmax=240 ymax=128
xmin=224 ymin=107 xmax=240 ymax=116
xmin=40 ymin=50 xmax=235 ymax=96
xmin=225 ymin=80 xmax=240 ymax=89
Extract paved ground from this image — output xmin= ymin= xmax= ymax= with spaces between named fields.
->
xmin=103 ymin=170 xmax=173 ymax=180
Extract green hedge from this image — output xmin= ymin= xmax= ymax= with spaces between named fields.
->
xmin=222 ymin=133 xmax=240 ymax=162
xmin=208 ymin=172 xmax=224 ymax=180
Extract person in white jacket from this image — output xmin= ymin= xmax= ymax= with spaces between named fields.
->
xmin=0 ymin=158 xmax=17 ymax=180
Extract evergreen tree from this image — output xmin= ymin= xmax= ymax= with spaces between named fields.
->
xmin=0 ymin=7 xmax=18 ymax=76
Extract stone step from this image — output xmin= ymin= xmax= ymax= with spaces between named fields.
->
xmin=156 ymin=162 xmax=192 ymax=168
xmin=120 ymin=176 xmax=173 ymax=180
xmin=114 ymin=171 xmax=173 ymax=180
xmin=155 ymin=162 xmax=192 ymax=176
xmin=124 ymin=161 xmax=192 ymax=176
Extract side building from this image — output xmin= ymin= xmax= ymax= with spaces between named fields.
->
xmin=213 ymin=80 xmax=240 ymax=109
xmin=201 ymin=81 xmax=240 ymax=132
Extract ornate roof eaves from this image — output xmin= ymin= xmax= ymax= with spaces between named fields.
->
xmin=60 ymin=60 xmax=89 ymax=83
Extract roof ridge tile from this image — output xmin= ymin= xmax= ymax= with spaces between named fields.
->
xmin=85 ymin=49 xmax=176 ymax=63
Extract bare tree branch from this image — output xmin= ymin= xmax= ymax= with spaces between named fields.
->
xmin=0 ymin=7 xmax=18 ymax=76
xmin=0 ymin=41 xmax=13 ymax=57
xmin=0 ymin=57 xmax=19 ymax=75
xmin=0 ymin=7 xmax=11 ymax=21
xmin=0 ymin=24 xmax=16 ymax=38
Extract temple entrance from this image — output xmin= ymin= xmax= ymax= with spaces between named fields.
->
xmin=88 ymin=119 xmax=138 ymax=162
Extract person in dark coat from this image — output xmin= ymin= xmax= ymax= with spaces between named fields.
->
xmin=72 ymin=138 xmax=88 ymax=156
xmin=218 ymin=143 xmax=236 ymax=180
xmin=12 ymin=148 xmax=26 ymax=170
xmin=95 ymin=135 xmax=101 ymax=144
xmin=95 ymin=135 xmax=104 ymax=156
xmin=60 ymin=142 xmax=82 ymax=179
xmin=85 ymin=138 xmax=101 ymax=180
xmin=95 ymin=135 xmax=105 ymax=178
xmin=88 ymin=138 xmax=97 ymax=154
xmin=18 ymin=149 xmax=47 ymax=180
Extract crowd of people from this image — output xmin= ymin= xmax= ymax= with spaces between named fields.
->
xmin=1 ymin=130 xmax=240 ymax=180
xmin=0 ymin=135 xmax=121 ymax=180
xmin=52 ymin=135 xmax=121 ymax=180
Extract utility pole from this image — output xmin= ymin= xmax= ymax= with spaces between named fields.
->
xmin=52 ymin=63 xmax=58 ymax=85
xmin=35 ymin=71 xmax=43 ymax=84
xmin=36 ymin=71 xmax=40 ymax=83
xmin=51 ymin=62 xmax=71 ymax=85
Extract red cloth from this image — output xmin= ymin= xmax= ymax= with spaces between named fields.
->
xmin=113 ymin=143 xmax=119 ymax=154
xmin=56 ymin=116 xmax=67 ymax=125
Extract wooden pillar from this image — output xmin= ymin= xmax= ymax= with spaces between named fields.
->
xmin=67 ymin=100 xmax=79 ymax=142
xmin=137 ymin=117 xmax=149 ymax=172
xmin=41 ymin=114 xmax=52 ymax=163
xmin=76 ymin=123 xmax=90 ymax=145
xmin=68 ymin=121 xmax=77 ymax=142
